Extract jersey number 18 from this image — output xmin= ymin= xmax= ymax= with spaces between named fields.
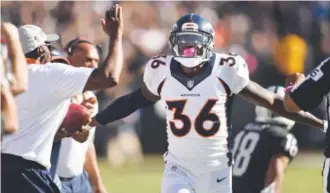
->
xmin=233 ymin=131 xmax=260 ymax=176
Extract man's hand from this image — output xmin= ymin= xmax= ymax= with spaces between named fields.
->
xmin=72 ymin=94 xmax=96 ymax=143
xmin=82 ymin=4 xmax=124 ymax=91
xmin=285 ymin=72 xmax=305 ymax=87
xmin=81 ymin=95 xmax=98 ymax=127
xmin=71 ymin=124 xmax=91 ymax=143
xmin=54 ymin=127 xmax=70 ymax=142
xmin=283 ymin=73 xmax=305 ymax=113
xmin=55 ymin=120 xmax=93 ymax=142
xmin=101 ymin=4 xmax=123 ymax=38
xmin=80 ymin=95 xmax=97 ymax=115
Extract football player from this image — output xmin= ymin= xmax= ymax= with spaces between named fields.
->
xmin=95 ymin=14 xmax=326 ymax=193
xmin=284 ymin=57 xmax=330 ymax=193
xmin=233 ymin=86 xmax=298 ymax=193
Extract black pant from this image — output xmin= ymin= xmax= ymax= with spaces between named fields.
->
xmin=1 ymin=153 xmax=60 ymax=193
xmin=49 ymin=141 xmax=62 ymax=180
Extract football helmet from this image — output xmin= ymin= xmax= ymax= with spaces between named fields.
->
xmin=169 ymin=13 xmax=215 ymax=68
xmin=255 ymin=86 xmax=295 ymax=130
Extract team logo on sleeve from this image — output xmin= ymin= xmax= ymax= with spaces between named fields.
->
xmin=309 ymin=67 xmax=324 ymax=81
xmin=187 ymin=80 xmax=195 ymax=89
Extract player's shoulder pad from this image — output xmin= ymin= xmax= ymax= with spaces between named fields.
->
xmin=144 ymin=54 xmax=170 ymax=72
xmin=143 ymin=55 xmax=171 ymax=96
xmin=215 ymin=52 xmax=247 ymax=65
xmin=214 ymin=53 xmax=249 ymax=74
xmin=214 ymin=52 xmax=250 ymax=95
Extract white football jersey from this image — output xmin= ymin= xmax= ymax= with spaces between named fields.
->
xmin=143 ymin=53 xmax=250 ymax=173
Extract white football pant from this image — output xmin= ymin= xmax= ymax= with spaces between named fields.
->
xmin=161 ymin=162 xmax=232 ymax=193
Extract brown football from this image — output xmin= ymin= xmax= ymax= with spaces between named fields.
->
xmin=59 ymin=103 xmax=91 ymax=134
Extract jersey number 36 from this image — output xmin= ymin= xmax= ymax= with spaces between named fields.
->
xmin=166 ymin=99 xmax=220 ymax=137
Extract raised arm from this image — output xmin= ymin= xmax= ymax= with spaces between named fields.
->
xmin=95 ymin=83 xmax=159 ymax=125
xmin=1 ymin=23 xmax=28 ymax=96
xmin=238 ymin=81 xmax=324 ymax=129
xmin=83 ymin=4 xmax=124 ymax=91
xmin=284 ymin=57 xmax=330 ymax=112
xmin=1 ymin=80 xmax=18 ymax=134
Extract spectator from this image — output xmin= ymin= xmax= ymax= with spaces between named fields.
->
xmin=54 ymin=38 xmax=107 ymax=193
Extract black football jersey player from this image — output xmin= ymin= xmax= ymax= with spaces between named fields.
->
xmin=288 ymin=57 xmax=330 ymax=156
xmin=286 ymin=57 xmax=330 ymax=193
xmin=233 ymin=86 xmax=298 ymax=193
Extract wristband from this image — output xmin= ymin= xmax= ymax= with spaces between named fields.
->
xmin=285 ymin=85 xmax=294 ymax=94
xmin=322 ymin=120 xmax=328 ymax=133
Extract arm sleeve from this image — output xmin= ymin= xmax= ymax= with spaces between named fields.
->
xmin=46 ymin=63 xmax=94 ymax=100
xmin=95 ymin=88 xmax=155 ymax=125
xmin=290 ymin=57 xmax=330 ymax=111
xmin=216 ymin=54 xmax=250 ymax=94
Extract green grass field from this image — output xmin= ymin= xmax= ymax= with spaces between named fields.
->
xmin=98 ymin=152 xmax=324 ymax=193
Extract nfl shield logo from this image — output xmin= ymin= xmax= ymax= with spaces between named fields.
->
xmin=187 ymin=80 xmax=194 ymax=89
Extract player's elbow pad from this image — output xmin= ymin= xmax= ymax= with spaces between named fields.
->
xmin=95 ymin=88 xmax=154 ymax=125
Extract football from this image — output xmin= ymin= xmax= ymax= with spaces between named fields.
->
xmin=59 ymin=103 xmax=91 ymax=134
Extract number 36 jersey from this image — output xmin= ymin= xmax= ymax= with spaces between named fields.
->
xmin=232 ymin=122 xmax=298 ymax=193
xmin=143 ymin=53 xmax=250 ymax=172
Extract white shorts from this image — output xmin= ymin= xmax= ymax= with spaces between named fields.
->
xmin=161 ymin=162 xmax=232 ymax=193
xmin=323 ymin=158 xmax=330 ymax=193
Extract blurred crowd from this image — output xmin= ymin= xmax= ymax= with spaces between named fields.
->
xmin=2 ymin=1 xmax=330 ymax=166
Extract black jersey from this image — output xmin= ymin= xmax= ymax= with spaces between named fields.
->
xmin=232 ymin=122 xmax=298 ymax=193
xmin=290 ymin=57 xmax=330 ymax=156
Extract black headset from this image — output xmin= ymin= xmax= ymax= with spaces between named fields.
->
xmin=65 ymin=38 xmax=102 ymax=58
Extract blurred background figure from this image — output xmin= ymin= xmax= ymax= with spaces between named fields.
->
xmin=1 ymin=22 xmax=28 ymax=135
xmin=233 ymin=86 xmax=298 ymax=193
xmin=50 ymin=38 xmax=108 ymax=193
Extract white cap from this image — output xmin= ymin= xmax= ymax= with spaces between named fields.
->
xmin=18 ymin=25 xmax=59 ymax=54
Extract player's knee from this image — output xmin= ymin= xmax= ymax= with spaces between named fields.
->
xmin=177 ymin=188 xmax=193 ymax=193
